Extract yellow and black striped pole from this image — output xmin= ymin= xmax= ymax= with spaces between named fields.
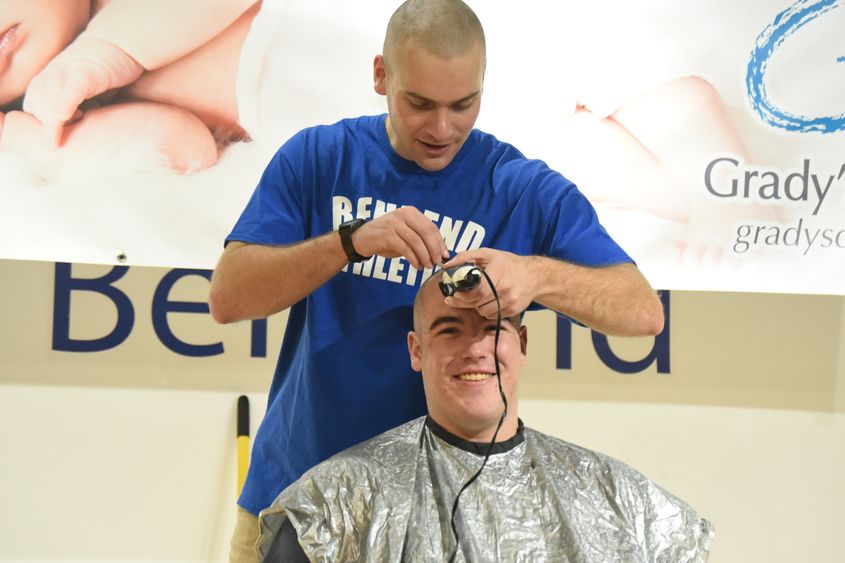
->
xmin=237 ymin=395 xmax=250 ymax=496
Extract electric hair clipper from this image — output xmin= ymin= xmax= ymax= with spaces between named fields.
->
xmin=439 ymin=263 xmax=481 ymax=297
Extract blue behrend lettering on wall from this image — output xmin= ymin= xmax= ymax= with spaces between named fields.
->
xmin=53 ymin=263 xmax=135 ymax=352
xmin=51 ymin=263 xmax=668 ymax=370
xmin=52 ymin=263 xmax=268 ymax=357
xmin=152 ymin=269 xmax=223 ymax=356
xmin=747 ymin=0 xmax=844 ymax=133
xmin=556 ymin=291 xmax=670 ymax=375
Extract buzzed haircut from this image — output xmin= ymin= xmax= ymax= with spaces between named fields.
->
xmin=383 ymin=0 xmax=486 ymax=69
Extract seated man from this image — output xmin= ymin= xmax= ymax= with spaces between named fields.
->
xmin=256 ymin=270 xmax=713 ymax=562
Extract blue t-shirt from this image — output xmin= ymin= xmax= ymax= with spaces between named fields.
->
xmin=228 ymin=114 xmax=630 ymax=514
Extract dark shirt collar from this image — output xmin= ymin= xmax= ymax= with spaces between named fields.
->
xmin=425 ymin=416 xmax=525 ymax=455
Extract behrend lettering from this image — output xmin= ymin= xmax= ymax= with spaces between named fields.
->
xmin=333 ymin=195 xmax=486 ymax=286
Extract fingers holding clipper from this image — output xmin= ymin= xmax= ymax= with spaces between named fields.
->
xmin=354 ymin=206 xmax=448 ymax=269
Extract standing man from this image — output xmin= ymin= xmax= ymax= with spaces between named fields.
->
xmin=209 ymin=0 xmax=664 ymax=559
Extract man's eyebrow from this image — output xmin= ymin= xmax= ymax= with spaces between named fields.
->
xmin=405 ymin=91 xmax=481 ymax=106
xmin=428 ymin=316 xmax=463 ymax=331
xmin=427 ymin=315 xmax=519 ymax=332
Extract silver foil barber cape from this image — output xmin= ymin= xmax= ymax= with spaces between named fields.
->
xmin=257 ymin=416 xmax=713 ymax=562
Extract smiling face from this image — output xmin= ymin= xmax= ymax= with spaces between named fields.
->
xmin=408 ymin=276 xmax=527 ymax=442
xmin=0 ymin=0 xmax=91 ymax=106
xmin=373 ymin=37 xmax=484 ymax=172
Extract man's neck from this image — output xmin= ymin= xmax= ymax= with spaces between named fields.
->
xmin=425 ymin=416 xmax=524 ymax=455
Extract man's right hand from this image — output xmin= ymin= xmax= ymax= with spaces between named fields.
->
xmin=210 ymin=207 xmax=448 ymax=323
xmin=350 ymin=206 xmax=449 ymax=269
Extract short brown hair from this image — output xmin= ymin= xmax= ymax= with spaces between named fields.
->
xmin=383 ymin=0 xmax=486 ymax=71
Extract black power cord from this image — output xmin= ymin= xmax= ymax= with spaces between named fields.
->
xmin=446 ymin=267 xmax=506 ymax=563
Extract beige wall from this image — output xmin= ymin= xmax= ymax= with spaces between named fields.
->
xmin=838 ymin=300 xmax=845 ymax=412
xmin=1 ymin=259 xmax=843 ymax=561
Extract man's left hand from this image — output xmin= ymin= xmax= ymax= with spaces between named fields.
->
xmin=442 ymin=248 xmax=535 ymax=319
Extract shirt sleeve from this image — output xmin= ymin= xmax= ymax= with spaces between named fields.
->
xmin=226 ymin=132 xmax=310 ymax=247
xmin=493 ymin=153 xmax=633 ymax=267
xmin=538 ymin=167 xmax=633 ymax=266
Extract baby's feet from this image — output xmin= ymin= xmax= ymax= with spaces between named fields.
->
xmin=22 ymin=37 xmax=144 ymax=146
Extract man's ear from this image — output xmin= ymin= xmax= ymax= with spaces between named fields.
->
xmin=407 ymin=331 xmax=422 ymax=372
xmin=373 ymin=54 xmax=387 ymax=95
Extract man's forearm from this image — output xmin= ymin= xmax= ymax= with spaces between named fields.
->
xmin=527 ymin=257 xmax=664 ymax=336
xmin=209 ymin=232 xmax=349 ymax=323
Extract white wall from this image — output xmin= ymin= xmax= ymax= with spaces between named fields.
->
xmin=0 ymin=386 xmax=267 ymax=562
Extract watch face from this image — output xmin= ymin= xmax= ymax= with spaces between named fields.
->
xmin=342 ymin=219 xmax=365 ymax=229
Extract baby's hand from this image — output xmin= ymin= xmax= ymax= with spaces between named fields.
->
xmin=22 ymin=37 xmax=144 ymax=146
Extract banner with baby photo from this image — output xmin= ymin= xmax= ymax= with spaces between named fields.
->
xmin=1 ymin=0 xmax=843 ymax=295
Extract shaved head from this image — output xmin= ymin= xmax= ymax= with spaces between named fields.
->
xmin=412 ymin=272 xmax=445 ymax=334
xmin=383 ymin=0 xmax=486 ymax=71
xmin=412 ymin=270 xmax=521 ymax=335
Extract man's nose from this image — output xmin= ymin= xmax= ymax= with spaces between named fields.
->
xmin=462 ymin=332 xmax=493 ymax=359
xmin=428 ymin=108 xmax=453 ymax=140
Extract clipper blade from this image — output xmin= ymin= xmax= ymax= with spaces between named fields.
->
xmin=439 ymin=263 xmax=481 ymax=297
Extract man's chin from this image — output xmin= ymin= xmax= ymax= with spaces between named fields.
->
xmin=414 ymin=152 xmax=456 ymax=172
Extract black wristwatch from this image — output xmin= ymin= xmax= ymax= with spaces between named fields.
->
xmin=338 ymin=218 xmax=371 ymax=262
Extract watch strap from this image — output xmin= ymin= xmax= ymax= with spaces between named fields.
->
xmin=338 ymin=219 xmax=370 ymax=262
